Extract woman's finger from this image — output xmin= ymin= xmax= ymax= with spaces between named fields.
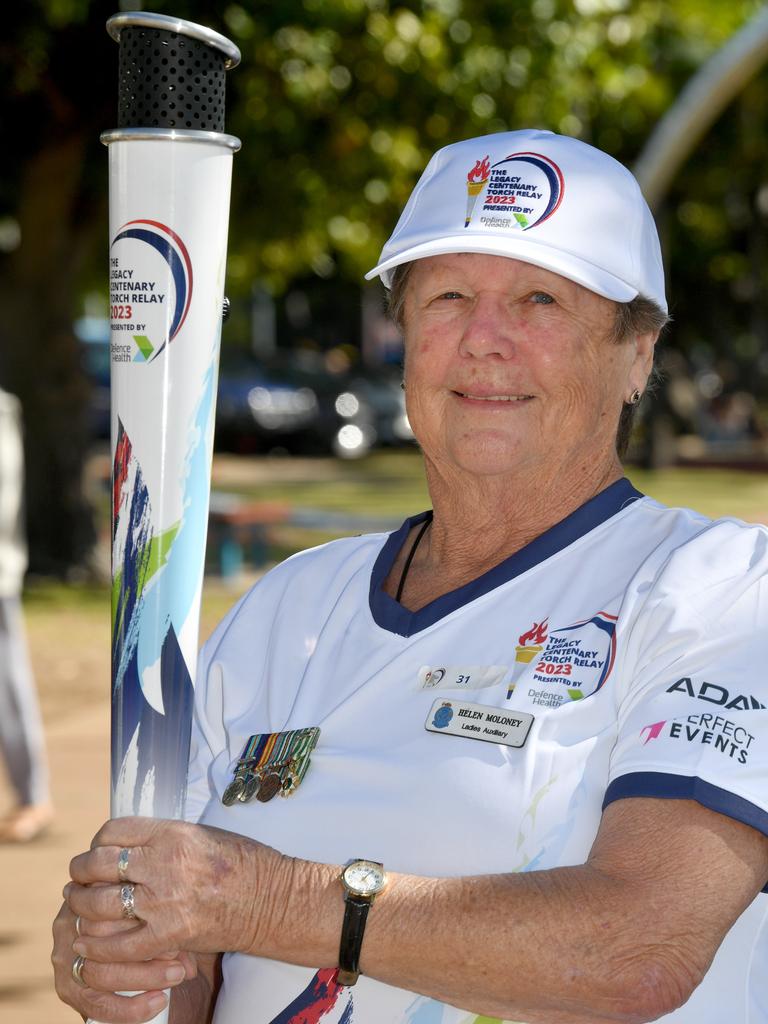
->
xmin=71 ymin=843 xmax=150 ymax=886
xmin=69 ymin=954 xmax=187 ymax=994
xmin=177 ymin=950 xmax=199 ymax=979
xmin=65 ymin=882 xmax=145 ymax=923
xmin=52 ymin=903 xmax=170 ymax=1024
xmin=72 ymin=923 xmax=166 ymax=965
xmin=77 ymin=915 xmax=140 ymax=938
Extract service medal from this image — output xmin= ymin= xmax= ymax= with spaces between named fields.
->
xmin=222 ymin=777 xmax=245 ymax=806
xmin=256 ymin=772 xmax=282 ymax=802
xmin=240 ymin=773 xmax=261 ymax=802
xmin=221 ymin=726 xmax=320 ymax=806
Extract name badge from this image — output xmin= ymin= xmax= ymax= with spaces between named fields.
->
xmin=417 ymin=665 xmax=507 ymax=691
xmin=425 ymin=698 xmax=534 ymax=748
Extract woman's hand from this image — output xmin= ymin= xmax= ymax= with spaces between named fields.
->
xmin=64 ymin=817 xmax=286 ymax=965
xmin=52 ymin=901 xmax=196 ymax=1023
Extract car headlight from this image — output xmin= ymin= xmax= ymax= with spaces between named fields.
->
xmin=248 ymin=386 xmax=318 ymax=415
xmin=247 ymin=386 xmax=272 ymax=412
xmin=334 ymin=391 xmax=360 ymax=418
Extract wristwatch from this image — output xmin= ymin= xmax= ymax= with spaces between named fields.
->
xmin=337 ymin=858 xmax=388 ymax=986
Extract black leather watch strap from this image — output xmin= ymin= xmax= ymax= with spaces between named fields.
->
xmin=337 ymin=894 xmax=371 ymax=986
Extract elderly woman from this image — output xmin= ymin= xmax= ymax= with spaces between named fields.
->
xmin=54 ymin=130 xmax=768 ymax=1024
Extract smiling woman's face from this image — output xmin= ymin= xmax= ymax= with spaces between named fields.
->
xmin=401 ymin=253 xmax=655 ymax=481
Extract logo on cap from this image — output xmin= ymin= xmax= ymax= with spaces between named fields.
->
xmin=465 ymin=156 xmax=491 ymax=227
xmin=464 ymin=151 xmax=564 ymax=231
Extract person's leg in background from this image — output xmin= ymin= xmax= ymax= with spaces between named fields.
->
xmin=0 ymin=593 xmax=53 ymax=841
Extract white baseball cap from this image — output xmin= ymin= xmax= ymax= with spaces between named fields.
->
xmin=365 ymin=129 xmax=667 ymax=313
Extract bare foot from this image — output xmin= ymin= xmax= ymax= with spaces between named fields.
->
xmin=0 ymin=803 xmax=54 ymax=842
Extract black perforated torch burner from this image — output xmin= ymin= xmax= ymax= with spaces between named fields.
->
xmin=106 ymin=11 xmax=240 ymax=133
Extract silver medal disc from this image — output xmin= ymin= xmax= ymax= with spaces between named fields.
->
xmin=240 ymin=773 xmax=262 ymax=802
xmin=222 ymin=777 xmax=245 ymax=806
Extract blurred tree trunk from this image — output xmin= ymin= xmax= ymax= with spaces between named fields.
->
xmin=0 ymin=1 xmax=116 ymax=576
xmin=0 ymin=130 xmax=99 ymax=575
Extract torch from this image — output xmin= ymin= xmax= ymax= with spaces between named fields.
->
xmin=99 ymin=11 xmax=240 ymax=1020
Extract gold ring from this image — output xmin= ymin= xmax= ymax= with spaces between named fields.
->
xmin=117 ymin=847 xmax=130 ymax=882
xmin=74 ymin=915 xmax=82 ymax=937
xmin=120 ymin=882 xmax=138 ymax=920
xmin=72 ymin=953 xmax=87 ymax=987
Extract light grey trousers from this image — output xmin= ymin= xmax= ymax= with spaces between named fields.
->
xmin=0 ymin=595 xmax=49 ymax=805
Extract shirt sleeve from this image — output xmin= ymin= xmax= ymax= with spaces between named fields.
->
xmin=604 ymin=519 xmax=768 ymax=861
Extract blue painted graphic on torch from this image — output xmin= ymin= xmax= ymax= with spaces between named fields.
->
xmin=111 ymin=361 xmax=217 ymax=818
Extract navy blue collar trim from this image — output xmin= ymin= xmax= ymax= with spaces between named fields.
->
xmin=369 ymin=477 xmax=643 ymax=637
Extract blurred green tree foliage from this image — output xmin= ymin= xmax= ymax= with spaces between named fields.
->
xmin=0 ymin=0 xmax=766 ymax=572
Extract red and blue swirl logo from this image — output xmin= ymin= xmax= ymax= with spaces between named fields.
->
xmin=479 ymin=152 xmax=565 ymax=230
xmin=111 ymin=219 xmax=193 ymax=359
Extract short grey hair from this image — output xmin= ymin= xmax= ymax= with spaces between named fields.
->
xmin=386 ymin=261 xmax=670 ymax=458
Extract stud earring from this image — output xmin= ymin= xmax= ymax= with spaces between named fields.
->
xmin=629 ymin=389 xmax=642 ymax=405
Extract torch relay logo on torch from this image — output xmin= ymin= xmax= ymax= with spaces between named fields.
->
xmin=109 ymin=218 xmax=193 ymax=363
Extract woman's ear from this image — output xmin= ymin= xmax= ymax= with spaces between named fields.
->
xmin=629 ymin=329 xmax=659 ymax=394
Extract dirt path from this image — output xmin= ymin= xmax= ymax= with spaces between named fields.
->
xmin=0 ymin=579 xmax=250 ymax=1023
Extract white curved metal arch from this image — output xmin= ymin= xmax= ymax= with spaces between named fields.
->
xmin=634 ymin=6 xmax=768 ymax=209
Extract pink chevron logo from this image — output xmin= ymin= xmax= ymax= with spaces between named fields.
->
xmin=640 ymin=720 xmax=667 ymax=745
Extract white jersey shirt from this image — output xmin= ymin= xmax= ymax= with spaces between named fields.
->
xmin=187 ymin=478 xmax=768 ymax=1024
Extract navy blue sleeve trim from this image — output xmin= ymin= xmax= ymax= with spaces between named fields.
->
xmin=604 ymin=772 xmax=768 ymax=894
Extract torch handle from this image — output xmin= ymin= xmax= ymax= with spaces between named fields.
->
xmin=88 ymin=995 xmax=168 ymax=1024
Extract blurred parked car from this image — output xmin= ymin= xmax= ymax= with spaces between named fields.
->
xmin=217 ymin=349 xmax=413 ymax=458
xmin=334 ymin=367 xmax=413 ymax=451
xmin=216 ymin=352 xmax=321 ymax=454
xmin=75 ymin=318 xmax=413 ymax=458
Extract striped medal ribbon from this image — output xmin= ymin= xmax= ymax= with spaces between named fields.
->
xmin=222 ymin=727 xmax=320 ymax=805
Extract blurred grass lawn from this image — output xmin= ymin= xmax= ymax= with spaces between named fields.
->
xmin=24 ymin=450 xmax=768 ymax=639
xmin=213 ymin=449 xmax=768 ymax=522
xmin=214 ymin=450 xmax=768 ymax=561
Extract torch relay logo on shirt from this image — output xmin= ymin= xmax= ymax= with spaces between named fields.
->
xmin=464 ymin=151 xmax=565 ymax=231
xmin=510 ymin=611 xmax=617 ymax=705
xmin=109 ymin=219 xmax=193 ymax=364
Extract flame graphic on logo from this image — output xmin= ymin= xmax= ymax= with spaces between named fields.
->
xmin=465 ymin=156 xmax=491 ymax=227
xmin=518 ymin=620 xmax=548 ymax=647
xmin=467 ymin=156 xmax=491 ymax=185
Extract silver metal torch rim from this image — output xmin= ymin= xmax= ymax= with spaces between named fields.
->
xmin=106 ymin=11 xmax=241 ymax=69
xmin=100 ymin=127 xmax=241 ymax=151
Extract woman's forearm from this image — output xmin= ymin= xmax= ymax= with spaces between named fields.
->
xmin=256 ymin=859 xmax=662 ymax=1024
xmin=66 ymin=803 xmax=763 ymax=1023
xmin=238 ymin=801 xmax=745 ymax=1024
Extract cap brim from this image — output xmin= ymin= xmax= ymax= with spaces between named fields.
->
xmin=364 ymin=234 xmax=639 ymax=305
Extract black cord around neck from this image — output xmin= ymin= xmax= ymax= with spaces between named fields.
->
xmin=395 ymin=512 xmax=433 ymax=603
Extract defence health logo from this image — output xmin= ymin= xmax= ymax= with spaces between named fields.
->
xmin=464 ymin=151 xmax=565 ymax=231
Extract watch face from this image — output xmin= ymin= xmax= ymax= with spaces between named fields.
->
xmin=343 ymin=859 xmax=387 ymax=897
